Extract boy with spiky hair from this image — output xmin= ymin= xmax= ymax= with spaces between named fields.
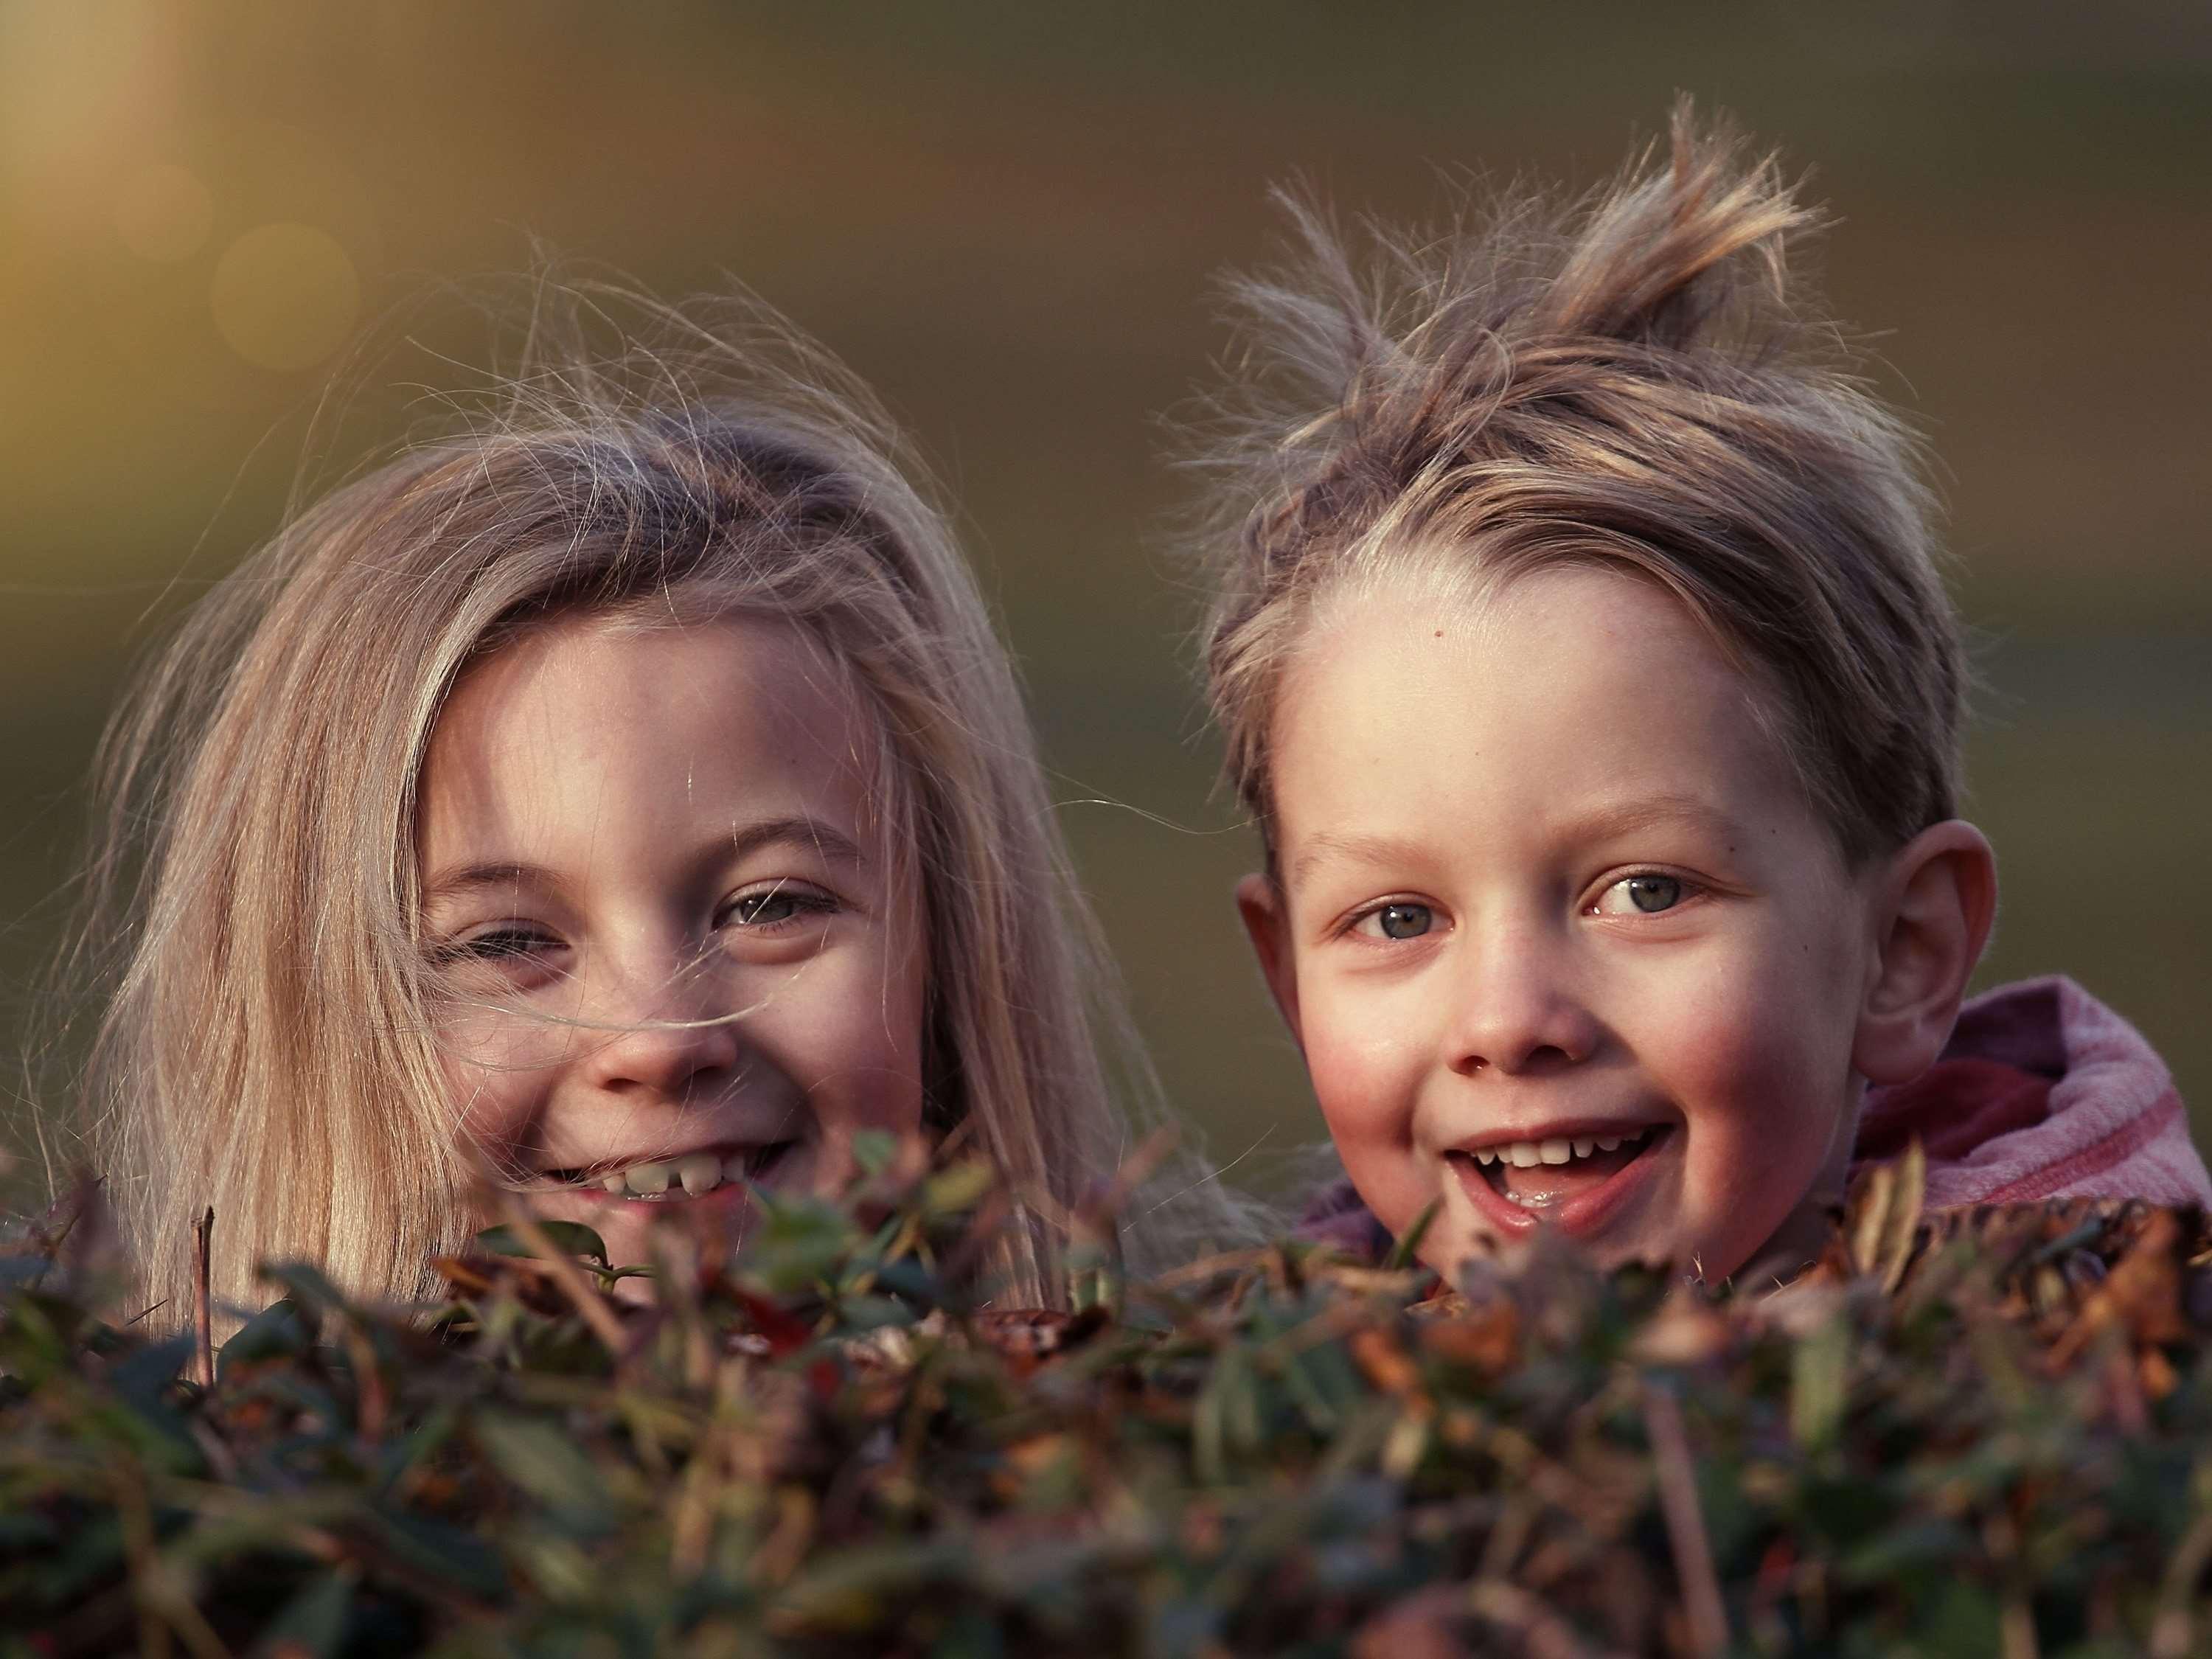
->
xmin=1192 ymin=104 xmax=2210 ymax=1282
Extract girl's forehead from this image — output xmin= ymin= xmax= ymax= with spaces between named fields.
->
xmin=418 ymin=612 xmax=893 ymax=869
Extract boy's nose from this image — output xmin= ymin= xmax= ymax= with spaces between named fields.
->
xmin=1444 ymin=927 xmax=1597 ymax=1077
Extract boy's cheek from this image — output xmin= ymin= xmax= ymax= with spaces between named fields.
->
xmin=1302 ymin=1015 xmax=1440 ymax=1241
xmin=1301 ymin=1015 xmax=1425 ymax=1144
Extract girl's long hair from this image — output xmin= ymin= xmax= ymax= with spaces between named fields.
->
xmin=66 ymin=283 xmax=1203 ymax=1321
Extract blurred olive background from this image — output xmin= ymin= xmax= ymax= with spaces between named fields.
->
xmin=4 ymin=2 xmax=2209 ymax=1200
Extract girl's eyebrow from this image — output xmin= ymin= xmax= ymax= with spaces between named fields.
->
xmin=723 ymin=814 xmax=868 ymax=869
xmin=420 ymin=816 xmax=868 ymax=902
xmin=421 ymin=860 xmax=549 ymax=903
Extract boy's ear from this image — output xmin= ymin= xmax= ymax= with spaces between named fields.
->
xmin=1234 ymin=872 xmax=1303 ymax=1046
xmin=1852 ymin=819 xmax=1998 ymax=1085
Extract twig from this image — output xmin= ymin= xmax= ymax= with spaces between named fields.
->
xmin=492 ymin=1192 xmax=631 ymax=1355
xmin=1643 ymin=1384 xmax=1729 ymax=1659
xmin=192 ymin=1208 xmax=215 ymax=1391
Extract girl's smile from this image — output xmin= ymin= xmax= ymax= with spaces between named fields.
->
xmin=416 ymin=611 xmax=928 ymax=1279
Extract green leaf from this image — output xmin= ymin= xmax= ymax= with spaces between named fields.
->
xmin=251 ymin=1568 xmax=354 ymax=1658
xmin=1385 ymin=1199 xmax=1441 ymax=1270
xmin=473 ymin=1221 xmax=609 ymax=1265
xmin=1790 ymin=1310 xmax=1851 ymax=1452
xmin=258 ymin=1260 xmax=358 ymax=1317
xmin=922 ymin=1161 xmax=998 ymax=1217
xmin=851 ymin=1128 xmax=900 ymax=1176
xmin=473 ymin=1409 xmax=616 ymax=1532
xmin=220 ymin=1296 xmax=315 ymax=1371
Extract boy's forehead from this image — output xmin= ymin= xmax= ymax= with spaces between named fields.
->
xmin=1270 ymin=565 xmax=1813 ymax=877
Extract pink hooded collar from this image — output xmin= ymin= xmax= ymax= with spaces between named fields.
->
xmin=1853 ymin=975 xmax=2210 ymax=1208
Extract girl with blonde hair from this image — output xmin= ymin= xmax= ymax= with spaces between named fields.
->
xmin=67 ymin=288 xmax=1188 ymax=1323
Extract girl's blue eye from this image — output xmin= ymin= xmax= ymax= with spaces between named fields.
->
xmin=1365 ymin=902 xmax=1433 ymax=940
xmin=1593 ymin=874 xmax=1686 ymax=917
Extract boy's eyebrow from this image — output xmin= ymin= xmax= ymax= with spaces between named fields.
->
xmin=421 ymin=815 xmax=869 ymax=901
xmin=1289 ymin=831 xmax=1431 ymax=886
xmin=1556 ymin=794 xmax=1746 ymax=847
xmin=1287 ymin=795 xmax=1744 ymax=885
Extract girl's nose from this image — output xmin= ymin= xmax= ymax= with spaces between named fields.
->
xmin=577 ymin=956 xmax=745 ymax=1100
xmin=1444 ymin=922 xmax=1599 ymax=1077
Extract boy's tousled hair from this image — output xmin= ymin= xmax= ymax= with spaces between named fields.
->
xmin=69 ymin=282 xmax=1199 ymax=1324
xmin=1197 ymin=100 xmax=1964 ymax=866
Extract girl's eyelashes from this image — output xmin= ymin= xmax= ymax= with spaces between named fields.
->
xmin=428 ymin=923 xmax=563 ymax=967
xmin=422 ymin=883 xmax=839 ymax=970
xmin=719 ymin=881 xmax=840 ymax=932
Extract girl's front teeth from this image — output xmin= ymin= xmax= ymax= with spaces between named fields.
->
xmin=1471 ymin=1126 xmax=1650 ymax=1169
xmin=594 ymin=1151 xmax=748 ymax=1199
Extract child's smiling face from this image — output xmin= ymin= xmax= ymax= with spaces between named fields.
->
xmin=416 ymin=612 xmax=928 ymax=1276
xmin=1240 ymin=563 xmax=1885 ymax=1285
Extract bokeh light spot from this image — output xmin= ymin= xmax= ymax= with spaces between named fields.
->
xmin=209 ymin=223 xmax=360 ymax=372
xmin=114 ymin=163 xmax=215 ymax=262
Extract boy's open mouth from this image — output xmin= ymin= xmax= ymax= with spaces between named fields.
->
xmin=1448 ymin=1124 xmax=1672 ymax=1214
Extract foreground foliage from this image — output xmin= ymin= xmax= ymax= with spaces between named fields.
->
xmin=5 ymin=1147 xmax=2212 ymax=1658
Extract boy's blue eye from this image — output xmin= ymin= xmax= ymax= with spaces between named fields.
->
xmin=1592 ymin=874 xmax=1686 ymax=917
xmin=1369 ymin=902 xmax=1432 ymax=940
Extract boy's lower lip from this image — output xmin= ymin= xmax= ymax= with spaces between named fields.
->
xmin=1445 ymin=1125 xmax=1672 ymax=1242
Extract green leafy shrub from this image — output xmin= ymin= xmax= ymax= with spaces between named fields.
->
xmin=5 ymin=1149 xmax=2212 ymax=1658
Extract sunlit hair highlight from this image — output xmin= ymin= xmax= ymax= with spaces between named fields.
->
xmin=1194 ymin=101 xmax=1964 ymax=867
xmin=71 ymin=285 xmax=1172 ymax=1321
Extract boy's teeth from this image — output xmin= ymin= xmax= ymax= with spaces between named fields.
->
xmin=1476 ymin=1127 xmax=1652 ymax=1171
xmin=677 ymin=1153 xmax=723 ymax=1196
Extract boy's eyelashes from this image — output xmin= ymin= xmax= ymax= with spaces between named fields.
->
xmin=1346 ymin=900 xmax=1436 ymax=942
xmin=1582 ymin=869 xmax=1705 ymax=918
xmin=1324 ymin=867 xmax=1712 ymax=942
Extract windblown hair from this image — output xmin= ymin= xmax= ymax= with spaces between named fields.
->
xmin=1197 ymin=101 xmax=1964 ymax=866
xmin=69 ymin=285 xmax=1185 ymax=1322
